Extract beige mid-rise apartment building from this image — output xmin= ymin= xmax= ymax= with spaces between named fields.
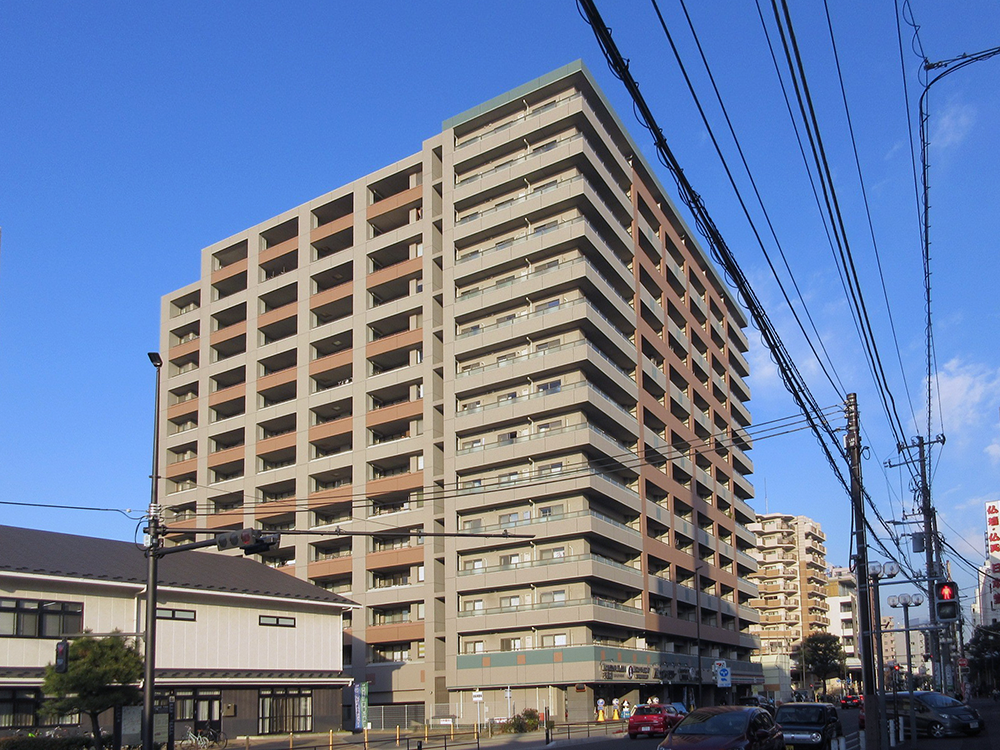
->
xmin=156 ymin=61 xmax=761 ymax=725
xmin=749 ymin=513 xmax=830 ymax=667
xmin=826 ymin=565 xmax=861 ymax=689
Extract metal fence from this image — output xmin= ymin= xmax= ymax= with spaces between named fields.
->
xmin=365 ymin=705 xmax=426 ymax=731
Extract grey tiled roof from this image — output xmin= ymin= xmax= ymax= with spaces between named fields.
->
xmin=0 ymin=525 xmax=354 ymax=607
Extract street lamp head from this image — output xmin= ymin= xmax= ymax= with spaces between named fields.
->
xmin=888 ymin=595 xmax=899 ymax=607
xmin=912 ymin=593 xmax=924 ymax=606
xmin=148 ymin=352 xmax=163 ymax=368
xmin=898 ymin=593 xmax=912 ymax=606
xmin=883 ymin=561 xmax=900 ymax=578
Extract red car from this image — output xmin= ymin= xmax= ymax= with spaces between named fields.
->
xmin=628 ymin=704 xmax=684 ymax=738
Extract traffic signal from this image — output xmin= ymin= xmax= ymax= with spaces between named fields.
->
xmin=934 ymin=580 xmax=960 ymax=622
xmin=55 ymin=639 xmax=69 ymax=673
xmin=216 ymin=528 xmax=278 ymax=555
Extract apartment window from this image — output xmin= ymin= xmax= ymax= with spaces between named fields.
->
xmin=539 ymin=590 xmax=567 ymax=604
xmin=156 ymin=608 xmax=196 ymax=621
xmin=463 ymin=558 xmax=485 ymax=571
xmin=462 ymin=518 xmax=483 ymax=530
xmin=461 ymin=438 xmax=484 ymax=450
xmin=496 ymin=314 xmax=517 ymax=325
xmin=537 ymin=420 xmax=562 ymax=433
xmin=541 ymin=633 xmax=568 ymax=648
xmin=535 ymin=297 xmax=561 ymax=311
xmin=462 ymin=479 xmax=483 ymax=490
xmin=499 ymin=553 xmax=521 ymax=567
xmin=460 ymin=362 xmax=482 ymax=373
xmin=499 ymin=512 xmax=519 ymax=527
xmin=539 ymin=504 xmax=564 ymax=518
xmin=498 ymin=471 xmax=519 ymax=484
xmin=499 ymin=391 xmax=518 ymax=403
xmin=500 ymin=595 xmax=521 ymax=608
xmin=497 ymin=431 xmax=517 ymax=445
xmin=462 ymin=400 xmax=481 ymax=411
xmin=536 ymin=338 xmax=561 ymax=351
xmin=259 ymin=616 xmax=296 ymax=628
xmin=538 ymin=462 xmax=563 ymax=476
xmin=462 ymin=324 xmax=481 ymax=335
xmin=534 ymin=258 xmax=560 ymax=272
xmin=0 ymin=599 xmax=83 ymax=638
xmin=536 ymin=380 xmax=562 ymax=394
xmin=417 ymin=565 xmax=425 ymax=582
xmin=500 ymin=637 xmax=522 ymax=651
xmin=464 ymin=640 xmax=484 ymax=654
xmin=463 ymin=599 xmax=484 ymax=612
xmin=540 ymin=547 xmax=566 ymax=560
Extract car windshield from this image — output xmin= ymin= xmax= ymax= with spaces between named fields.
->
xmin=776 ymin=706 xmax=824 ymax=724
xmin=919 ymin=694 xmax=963 ymax=709
xmin=634 ymin=707 xmax=663 ymax=716
xmin=674 ymin=711 xmax=749 ymax=736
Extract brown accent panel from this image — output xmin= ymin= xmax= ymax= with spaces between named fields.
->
xmin=210 ymin=320 xmax=247 ymax=346
xmin=255 ymin=498 xmax=297 ymax=518
xmin=207 ymin=445 xmax=245 ymax=467
xmin=168 ymin=338 xmax=199 ymax=359
xmin=258 ymin=303 xmax=297 ymax=329
xmin=203 ymin=512 xmax=244 ymax=530
xmin=310 ymin=282 xmax=352 ymax=309
xmin=257 ymin=367 xmax=296 ymax=392
xmin=517 ymin=654 xmax=526 ymax=665
xmin=366 ymin=328 xmax=422 ymax=358
xmin=308 ymin=486 xmax=353 ymax=507
xmin=310 ymin=213 xmax=353 ymax=243
xmin=366 ymin=399 xmax=423 ymax=428
xmin=259 ymin=236 xmax=297 ymax=266
xmin=256 ymin=432 xmax=296 ymax=455
xmin=309 ymin=349 xmax=352 ymax=376
xmin=166 ymin=400 xmax=198 ymax=421
xmin=366 ymin=621 xmax=424 ymax=644
xmin=165 ymin=458 xmax=197 ymax=478
xmin=366 ymin=256 xmax=422 ymax=289
xmin=366 ymin=185 xmax=422 ymax=219
xmin=209 ymin=383 xmax=245 ymax=406
xmin=309 ymin=416 xmax=352 ymax=442
xmin=482 ymin=656 xmax=490 ymax=667
xmin=366 ymin=470 xmax=423 ymax=496
xmin=367 ymin=545 xmax=424 ymax=570
xmin=307 ymin=557 xmax=353 ymax=579
xmin=168 ymin=516 xmax=198 ymax=531
xmin=553 ymin=652 xmax=563 ymax=663
xmin=211 ymin=258 xmax=248 ymax=284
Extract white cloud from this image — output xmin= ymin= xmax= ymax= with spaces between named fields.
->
xmin=933 ymin=357 xmax=1000 ymax=439
xmin=986 ymin=442 xmax=1000 ymax=465
xmin=932 ymin=99 xmax=976 ymax=148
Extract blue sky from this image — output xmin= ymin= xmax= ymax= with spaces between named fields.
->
xmin=2 ymin=2 xmax=998 ymax=617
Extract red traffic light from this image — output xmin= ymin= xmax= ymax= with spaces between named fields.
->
xmin=936 ymin=582 xmax=957 ymax=601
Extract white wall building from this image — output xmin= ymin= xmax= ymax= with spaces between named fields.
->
xmin=0 ymin=526 xmax=355 ymax=736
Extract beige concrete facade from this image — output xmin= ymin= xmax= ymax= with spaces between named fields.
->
xmin=157 ymin=61 xmax=761 ymax=725
xmin=748 ymin=513 xmax=830 ymax=668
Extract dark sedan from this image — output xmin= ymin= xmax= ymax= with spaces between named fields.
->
xmin=774 ymin=702 xmax=842 ymax=750
xmin=656 ymin=706 xmax=783 ymax=750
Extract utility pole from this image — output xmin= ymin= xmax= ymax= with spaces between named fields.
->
xmin=143 ymin=353 xmax=163 ymax=750
xmin=890 ymin=434 xmax=945 ymax=690
xmin=847 ymin=395 xmax=880 ymax=750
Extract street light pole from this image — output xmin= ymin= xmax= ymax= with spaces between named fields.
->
xmin=142 ymin=353 xmax=163 ymax=750
xmin=889 ymin=593 xmax=924 ymax=747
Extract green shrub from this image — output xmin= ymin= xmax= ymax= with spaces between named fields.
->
xmin=0 ymin=736 xmax=94 ymax=750
xmin=499 ymin=708 xmax=541 ymax=733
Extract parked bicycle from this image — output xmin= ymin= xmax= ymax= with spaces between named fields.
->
xmin=180 ymin=727 xmax=227 ymax=749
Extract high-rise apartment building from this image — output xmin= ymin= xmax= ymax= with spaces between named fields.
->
xmin=156 ymin=61 xmax=760 ymax=725
xmin=826 ymin=565 xmax=861 ymax=689
xmin=749 ymin=513 xmax=830 ymax=662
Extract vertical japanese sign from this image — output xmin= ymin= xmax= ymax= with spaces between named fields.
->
xmin=986 ymin=502 xmax=1000 ymax=620
xmin=353 ymin=682 xmax=369 ymax=731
